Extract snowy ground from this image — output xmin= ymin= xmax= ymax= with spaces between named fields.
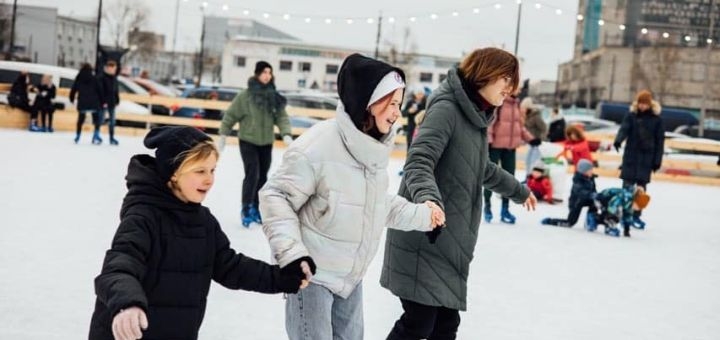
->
xmin=1 ymin=128 xmax=719 ymax=340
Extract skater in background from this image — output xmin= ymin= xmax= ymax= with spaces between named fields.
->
xmin=560 ymin=124 xmax=592 ymax=167
xmin=98 ymin=60 xmax=120 ymax=145
xmin=526 ymin=161 xmax=554 ymax=204
xmin=88 ymin=126 xmax=309 ymax=340
xmin=218 ymin=60 xmax=293 ymax=227
xmin=260 ymin=54 xmax=444 ymax=340
xmin=547 ymin=107 xmax=566 ymax=142
xmin=402 ymin=86 xmax=427 ymax=149
xmin=69 ymin=63 xmax=103 ymax=144
xmin=542 ymin=159 xmax=597 ymax=228
xmin=382 ymin=47 xmax=536 ymax=340
xmin=484 ymin=88 xmax=535 ymax=224
xmin=32 ymin=74 xmax=56 ymax=132
xmin=613 ymin=90 xmax=664 ymax=228
xmin=521 ymin=97 xmax=546 ymax=176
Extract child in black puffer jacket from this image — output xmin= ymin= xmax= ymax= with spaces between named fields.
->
xmin=89 ymin=126 xmax=315 ymax=340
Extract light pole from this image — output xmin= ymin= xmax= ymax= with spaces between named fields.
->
xmin=95 ymin=0 xmax=102 ymax=72
xmin=7 ymin=0 xmax=18 ymax=59
xmin=196 ymin=4 xmax=207 ymax=87
xmin=514 ymin=1 xmax=523 ymax=55
xmin=169 ymin=0 xmax=180 ymax=81
xmin=700 ymin=0 xmax=716 ymax=138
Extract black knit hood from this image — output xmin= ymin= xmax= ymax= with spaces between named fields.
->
xmin=120 ymin=154 xmax=201 ymax=218
xmin=337 ymin=53 xmax=405 ymax=139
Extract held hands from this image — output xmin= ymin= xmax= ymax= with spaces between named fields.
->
xmin=279 ymin=256 xmax=317 ymax=293
xmin=424 ymin=201 xmax=445 ymax=228
xmin=112 ymin=307 xmax=148 ymax=340
xmin=282 ymin=135 xmax=294 ymax=147
xmin=523 ymin=192 xmax=537 ymax=211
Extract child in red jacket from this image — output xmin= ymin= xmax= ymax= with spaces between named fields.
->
xmin=559 ymin=124 xmax=592 ymax=167
xmin=526 ymin=161 xmax=554 ymax=203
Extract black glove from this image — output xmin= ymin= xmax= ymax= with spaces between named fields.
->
xmin=276 ymin=256 xmax=317 ymax=294
xmin=613 ymin=142 xmax=621 ymax=152
xmin=281 ymin=256 xmax=317 ymax=279
xmin=528 ymin=138 xmax=542 ymax=146
xmin=652 ymin=164 xmax=661 ymax=172
xmin=426 ymin=226 xmax=443 ymax=244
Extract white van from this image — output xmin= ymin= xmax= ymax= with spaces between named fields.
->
xmin=0 ymin=61 xmax=150 ymax=115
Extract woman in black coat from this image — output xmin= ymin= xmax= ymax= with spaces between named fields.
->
xmin=69 ymin=63 xmax=103 ymax=144
xmin=32 ymin=74 xmax=57 ymax=132
xmin=9 ymin=71 xmax=38 ymax=129
xmin=613 ymin=90 xmax=664 ymax=226
xmin=89 ymin=126 xmax=310 ymax=340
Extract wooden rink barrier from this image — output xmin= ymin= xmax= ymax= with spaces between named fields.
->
xmin=1 ymin=85 xmax=719 ymax=185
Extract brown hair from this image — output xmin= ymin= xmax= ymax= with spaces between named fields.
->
xmin=363 ymin=91 xmax=398 ymax=133
xmin=459 ymin=47 xmax=519 ymax=93
xmin=565 ymin=124 xmax=586 ymax=141
xmin=173 ymin=140 xmax=219 ymax=176
xmin=105 ymin=60 xmax=117 ymax=67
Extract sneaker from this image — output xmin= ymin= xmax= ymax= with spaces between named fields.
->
xmin=29 ymin=124 xmax=43 ymax=132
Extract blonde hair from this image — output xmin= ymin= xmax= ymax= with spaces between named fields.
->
xmin=173 ymin=140 xmax=219 ymax=176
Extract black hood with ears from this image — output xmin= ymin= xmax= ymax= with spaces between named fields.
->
xmin=337 ymin=53 xmax=406 ymax=133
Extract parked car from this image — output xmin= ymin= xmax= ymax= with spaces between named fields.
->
xmin=132 ymin=78 xmax=181 ymax=97
xmin=0 ymin=61 xmax=150 ymax=116
xmin=597 ymin=101 xmax=699 ymax=132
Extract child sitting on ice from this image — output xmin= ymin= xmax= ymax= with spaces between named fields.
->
xmin=526 ymin=161 xmax=554 ymax=204
xmin=541 ymin=159 xmax=597 ymax=228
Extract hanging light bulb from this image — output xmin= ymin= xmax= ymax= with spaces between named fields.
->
xmin=262 ymin=13 xmax=270 ymax=19
xmin=366 ymin=18 xmax=374 ymax=24
xmin=556 ymin=9 xmax=562 ymax=15
xmin=598 ymin=19 xmax=605 ymax=26
xmin=409 ymin=16 xmax=417 ymax=22
xmin=222 ymin=4 xmax=229 ymax=11
xmin=283 ymin=14 xmax=290 ymax=20
xmin=662 ymin=32 xmax=669 ymax=38
xmin=494 ymin=4 xmax=502 ymax=10
xmin=324 ymin=18 xmax=332 ymax=24
xmin=242 ymin=9 xmax=250 ymax=16
xmin=304 ymin=17 xmax=311 ymax=23
xmin=641 ymin=28 xmax=648 ymax=34
xmin=452 ymin=11 xmax=459 ymax=16
xmin=685 ymin=35 xmax=691 ymax=42
xmin=201 ymin=1 xmax=208 ymax=8
xmin=388 ymin=17 xmax=396 ymax=24
xmin=473 ymin=8 xmax=480 ymax=14
xmin=346 ymin=19 xmax=353 ymax=24
xmin=619 ymin=24 xmax=626 ymax=30
xmin=535 ymin=3 xmax=542 ymax=9
xmin=577 ymin=14 xmax=584 ymax=21
xmin=430 ymin=14 xmax=438 ymax=20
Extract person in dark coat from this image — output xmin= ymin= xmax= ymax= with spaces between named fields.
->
xmin=402 ymin=87 xmax=426 ymax=149
xmin=381 ymin=47 xmax=537 ymax=340
xmin=98 ymin=60 xmax=121 ymax=145
xmin=8 ymin=71 xmax=38 ymax=129
xmin=69 ymin=63 xmax=104 ymax=144
xmin=88 ymin=126 xmax=311 ymax=340
xmin=541 ymin=159 xmax=598 ymax=228
xmin=32 ymin=74 xmax=57 ymax=132
xmin=613 ymin=90 xmax=664 ymax=227
xmin=547 ymin=107 xmax=566 ymax=142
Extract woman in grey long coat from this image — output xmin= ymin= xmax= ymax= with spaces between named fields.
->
xmin=381 ymin=47 xmax=537 ymax=340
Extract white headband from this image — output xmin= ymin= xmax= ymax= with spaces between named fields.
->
xmin=367 ymin=71 xmax=405 ymax=108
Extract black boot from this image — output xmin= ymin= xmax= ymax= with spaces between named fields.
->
xmin=623 ymin=224 xmax=631 ymax=237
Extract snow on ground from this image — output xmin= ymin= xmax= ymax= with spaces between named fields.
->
xmin=1 ymin=128 xmax=719 ymax=340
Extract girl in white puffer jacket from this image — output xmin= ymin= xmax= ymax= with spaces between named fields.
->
xmin=259 ymin=54 xmax=444 ymax=340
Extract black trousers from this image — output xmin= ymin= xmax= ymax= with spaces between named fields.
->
xmin=76 ymin=110 xmax=101 ymax=135
xmin=484 ymin=147 xmax=517 ymax=210
xmin=387 ymin=298 xmax=461 ymax=340
xmin=239 ymin=141 xmax=272 ymax=206
xmin=545 ymin=198 xmax=597 ymax=227
xmin=38 ymin=106 xmax=54 ymax=128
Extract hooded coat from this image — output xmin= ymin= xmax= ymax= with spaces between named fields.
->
xmin=380 ymin=68 xmax=530 ymax=311
xmin=614 ymin=100 xmax=665 ymax=183
xmin=70 ymin=68 xmax=103 ymax=112
xmin=89 ymin=155 xmax=286 ymax=340
xmin=259 ymin=54 xmax=433 ymax=298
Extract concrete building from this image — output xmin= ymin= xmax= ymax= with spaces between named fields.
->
xmin=56 ymin=15 xmax=97 ymax=68
xmin=123 ymin=50 xmax=196 ymax=82
xmin=0 ymin=4 xmax=96 ymax=68
xmin=557 ymin=0 xmax=720 ymax=116
xmin=528 ymin=80 xmax=558 ymax=106
xmin=202 ymin=16 xmax=299 ymax=83
xmin=221 ymin=36 xmax=458 ymax=91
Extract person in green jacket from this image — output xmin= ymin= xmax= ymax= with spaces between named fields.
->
xmin=381 ymin=48 xmax=537 ymax=340
xmin=218 ymin=61 xmax=293 ymax=227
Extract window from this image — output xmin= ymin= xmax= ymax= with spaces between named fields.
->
xmin=297 ymin=79 xmax=307 ymax=88
xmin=59 ymin=78 xmax=74 ymax=88
xmin=234 ymin=56 xmax=246 ymax=67
xmin=299 ymin=62 xmax=311 ymax=72
xmin=439 ymin=74 xmax=447 ymax=82
xmin=279 ymin=60 xmax=292 ymax=71
xmin=325 ymin=64 xmax=338 ymax=74
xmin=419 ymin=72 xmax=433 ymax=82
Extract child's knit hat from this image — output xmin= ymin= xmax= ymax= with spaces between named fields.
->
xmin=143 ymin=126 xmax=212 ymax=181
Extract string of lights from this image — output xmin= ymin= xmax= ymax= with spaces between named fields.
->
xmin=175 ymin=0 xmax=715 ymax=44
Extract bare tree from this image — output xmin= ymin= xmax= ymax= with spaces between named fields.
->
xmin=631 ymin=45 xmax=681 ymax=102
xmin=127 ymin=27 xmax=159 ymax=62
xmin=102 ymin=0 xmax=150 ymax=48
xmin=0 ymin=4 xmax=10 ymax=54
xmin=382 ymin=26 xmax=418 ymax=80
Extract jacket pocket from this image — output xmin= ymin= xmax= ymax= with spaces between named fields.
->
xmin=308 ymin=190 xmax=339 ymax=231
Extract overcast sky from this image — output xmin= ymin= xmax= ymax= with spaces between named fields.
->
xmin=14 ymin=0 xmax=580 ymax=81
